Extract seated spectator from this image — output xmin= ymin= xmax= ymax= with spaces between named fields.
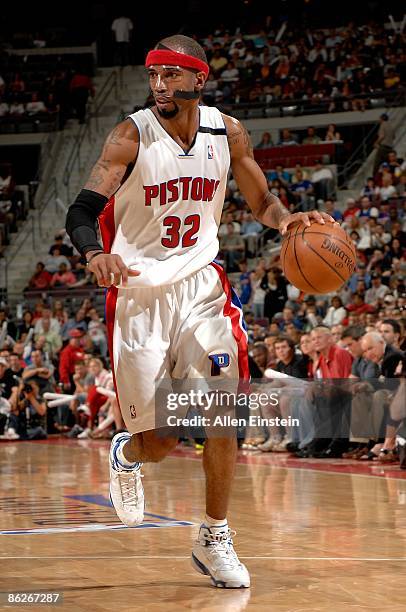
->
xmin=240 ymin=212 xmax=263 ymax=256
xmin=52 ymin=300 xmax=69 ymax=326
xmin=60 ymin=309 xmax=88 ymax=341
xmin=255 ymin=132 xmax=273 ymax=149
xmin=324 ymin=123 xmax=341 ymax=142
xmin=360 ymin=177 xmax=378 ymax=201
xmin=218 ymin=211 xmax=241 ymax=236
xmin=365 ymin=272 xmax=390 ymax=306
xmin=290 ymin=164 xmax=310 ymax=184
xmin=343 ymin=198 xmax=360 ymax=221
xmin=34 ymin=318 xmax=62 ymax=359
xmin=22 ymin=349 xmax=55 ymax=394
xmin=302 ymin=126 xmax=321 ymax=144
xmin=17 ymin=310 xmax=34 ymax=340
xmin=278 ymin=306 xmax=304 ymax=331
xmin=323 ymin=296 xmax=347 ymax=326
xmin=220 ymin=61 xmax=239 ymax=82
xmin=7 ymin=380 xmax=47 ymax=440
xmin=50 ymin=263 xmax=77 ymax=288
xmin=311 ymin=160 xmax=335 ymax=200
xmin=59 ymin=329 xmax=86 ymax=392
xmin=346 ymin=292 xmax=375 ymax=316
xmin=262 ymin=268 xmax=288 ymax=322
xmin=49 ymin=234 xmax=73 ymax=257
xmin=267 ymin=164 xmax=291 ymax=186
xmin=44 ymin=248 xmax=71 ymax=274
xmin=323 ymin=198 xmax=343 ymax=222
xmin=27 ymin=262 xmax=52 ymax=290
xmin=25 ymin=93 xmax=47 ymax=115
xmin=0 ymin=99 xmax=9 ymax=117
xmin=34 ymin=305 xmax=60 ymax=336
xmin=220 ymin=223 xmax=245 ymax=272
xmin=356 ymin=196 xmax=379 ymax=219
xmin=289 ymin=170 xmax=314 ymax=211
xmin=87 ymin=308 xmax=108 ymax=357
xmin=209 ymin=49 xmax=228 ymax=76
xmin=377 ymin=173 xmax=397 ymax=201
xmin=274 ymin=336 xmax=308 ymax=378
xmin=0 ymin=309 xmax=17 ymax=340
xmin=9 ymin=102 xmax=25 ymax=116
xmin=278 ymin=128 xmax=298 ymax=146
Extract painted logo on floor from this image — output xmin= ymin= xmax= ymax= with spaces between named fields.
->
xmin=0 ymin=494 xmax=194 ymax=535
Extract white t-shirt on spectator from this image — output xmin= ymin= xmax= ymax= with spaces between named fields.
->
xmin=26 ymin=101 xmax=46 ymax=114
xmin=311 ymin=168 xmax=333 ymax=182
xmin=379 ymin=185 xmax=396 ymax=201
xmin=34 ymin=317 xmax=61 ymax=336
xmin=218 ymin=221 xmax=241 ymax=237
xmin=0 ymin=103 xmax=9 ymax=116
xmin=111 ymin=17 xmax=133 ymax=43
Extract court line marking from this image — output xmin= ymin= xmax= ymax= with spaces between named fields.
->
xmin=1 ymin=556 xmax=406 ymax=561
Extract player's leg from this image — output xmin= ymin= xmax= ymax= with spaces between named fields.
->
xmin=106 ymin=286 xmax=178 ymax=526
xmin=172 ymin=263 xmax=250 ymax=588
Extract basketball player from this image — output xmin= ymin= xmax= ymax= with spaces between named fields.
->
xmin=66 ymin=35 xmax=334 ymax=588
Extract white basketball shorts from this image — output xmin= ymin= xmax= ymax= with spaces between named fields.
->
xmin=105 ymin=262 xmax=249 ymax=434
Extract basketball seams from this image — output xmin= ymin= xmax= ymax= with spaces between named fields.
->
xmin=293 ymin=223 xmax=320 ymax=293
xmin=301 ymin=227 xmax=356 ymax=257
xmin=300 ymin=226 xmax=347 ymax=284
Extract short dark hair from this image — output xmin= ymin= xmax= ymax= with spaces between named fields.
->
xmin=156 ymin=35 xmax=207 ymax=64
xmin=382 ymin=319 xmax=401 ymax=335
xmin=274 ymin=335 xmax=295 ymax=350
xmin=341 ymin=325 xmax=366 ymax=340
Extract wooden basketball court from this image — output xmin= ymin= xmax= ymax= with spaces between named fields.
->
xmin=1 ymin=438 xmax=406 ymax=611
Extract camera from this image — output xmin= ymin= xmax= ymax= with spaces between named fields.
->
xmin=23 ymin=383 xmax=33 ymax=394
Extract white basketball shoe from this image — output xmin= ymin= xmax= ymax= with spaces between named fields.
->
xmin=109 ymin=432 xmax=144 ymax=526
xmin=192 ymin=524 xmax=250 ymax=588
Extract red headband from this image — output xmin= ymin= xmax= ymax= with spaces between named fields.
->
xmin=145 ymin=49 xmax=209 ymax=77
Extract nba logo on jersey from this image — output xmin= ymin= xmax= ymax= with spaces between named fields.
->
xmin=207 ymin=144 xmax=214 ymax=159
xmin=208 ymin=353 xmax=230 ymax=376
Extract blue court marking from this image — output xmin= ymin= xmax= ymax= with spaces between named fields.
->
xmin=64 ymin=494 xmax=185 ymax=522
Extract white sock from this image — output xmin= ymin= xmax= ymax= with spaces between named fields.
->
xmin=204 ymin=514 xmax=228 ymax=529
xmin=115 ymin=437 xmax=140 ymax=469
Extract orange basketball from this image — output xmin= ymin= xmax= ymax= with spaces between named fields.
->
xmin=281 ymin=221 xmax=357 ymax=294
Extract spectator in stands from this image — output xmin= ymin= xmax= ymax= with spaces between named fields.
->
xmin=27 ymin=262 xmax=52 ymax=290
xmin=0 ymin=357 xmax=19 ymax=398
xmin=34 ymin=318 xmax=62 ymax=360
xmin=373 ymin=113 xmax=395 ymax=176
xmin=324 ymin=124 xmax=341 ymax=142
xmin=267 ymin=165 xmax=291 ymax=186
xmin=209 ymin=49 xmax=228 ymax=76
xmin=274 ymin=336 xmax=308 ymax=378
xmin=240 ymin=212 xmax=262 ymax=256
xmin=377 ymin=172 xmax=397 ymax=201
xmin=347 ymin=292 xmax=375 ymax=316
xmin=17 ymin=310 xmax=34 ymax=340
xmin=7 ymin=380 xmax=47 ymax=440
xmin=44 ymin=248 xmax=71 ymax=274
xmin=0 ymin=99 xmax=9 ymax=117
xmin=22 ymin=349 xmax=54 ymax=395
xmin=365 ymin=272 xmax=390 ymax=306
xmin=111 ymin=13 xmax=133 ymax=66
xmin=278 ymin=306 xmax=303 ymax=332
xmin=278 ymin=128 xmax=298 ymax=146
xmin=0 ymin=309 xmax=17 ymax=340
xmin=343 ymin=198 xmax=360 ymax=221
xmin=323 ymin=198 xmax=343 ymax=222
xmin=289 ymin=170 xmax=314 ymax=211
xmin=60 ymin=309 xmax=88 ymax=341
xmin=59 ymin=329 xmax=86 ymax=392
xmin=311 ymin=160 xmax=335 ymax=200
xmin=261 ymin=268 xmax=288 ymax=322
xmin=218 ymin=211 xmax=240 ymax=237
xmin=25 ymin=93 xmax=46 ymax=115
xmin=360 ymin=177 xmax=378 ymax=201
xmin=323 ymin=296 xmax=347 ymax=327
xmin=379 ymin=319 xmax=402 ymax=351
xmin=50 ymin=263 xmax=77 ymax=288
xmin=9 ymin=102 xmax=25 ymax=116
xmin=49 ymin=234 xmax=73 ymax=258
xmin=302 ymin=127 xmax=321 ymax=144
xmin=220 ymin=223 xmax=245 ymax=272
xmin=87 ymin=308 xmax=108 ymax=357
xmin=220 ymin=61 xmax=239 ymax=83
xmin=34 ymin=306 xmax=60 ymax=336
xmin=69 ymin=70 xmax=95 ymax=124
xmin=255 ymin=132 xmax=273 ymax=149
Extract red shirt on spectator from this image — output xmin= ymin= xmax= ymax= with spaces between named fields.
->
xmin=312 ymin=344 xmax=353 ymax=378
xmin=59 ymin=343 xmax=85 ymax=385
xmin=29 ymin=270 xmax=52 ymax=289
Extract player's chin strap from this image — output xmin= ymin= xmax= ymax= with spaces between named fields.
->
xmin=145 ymin=49 xmax=208 ymax=100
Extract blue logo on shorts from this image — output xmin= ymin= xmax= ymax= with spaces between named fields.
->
xmin=209 ymin=353 xmax=230 ymax=376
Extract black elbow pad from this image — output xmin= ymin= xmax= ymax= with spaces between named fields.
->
xmin=65 ymin=189 xmax=109 ymax=255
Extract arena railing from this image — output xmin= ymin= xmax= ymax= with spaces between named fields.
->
xmin=222 ymin=88 xmax=405 ymax=119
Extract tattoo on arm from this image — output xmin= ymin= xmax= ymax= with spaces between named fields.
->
xmin=256 ymin=192 xmax=290 ymax=229
xmin=227 ymin=123 xmax=254 ymax=159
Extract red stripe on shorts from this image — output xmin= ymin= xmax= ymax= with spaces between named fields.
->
xmin=210 ymin=261 xmax=250 ymax=381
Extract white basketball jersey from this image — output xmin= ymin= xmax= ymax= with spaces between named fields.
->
xmin=99 ymin=106 xmax=230 ymax=288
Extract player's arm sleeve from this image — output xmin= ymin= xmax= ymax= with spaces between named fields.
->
xmin=222 ymin=114 xmax=289 ymax=230
xmin=65 ymin=119 xmax=139 ymax=255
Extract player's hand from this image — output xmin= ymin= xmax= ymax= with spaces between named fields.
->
xmin=279 ymin=211 xmax=338 ymax=236
xmin=86 ymin=253 xmax=140 ymax=287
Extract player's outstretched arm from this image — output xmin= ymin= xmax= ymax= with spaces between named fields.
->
xmin=66 ymin=119 xmax=139 ymax=286
xmin=222 ymin=115 xmax=335 ymax=235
